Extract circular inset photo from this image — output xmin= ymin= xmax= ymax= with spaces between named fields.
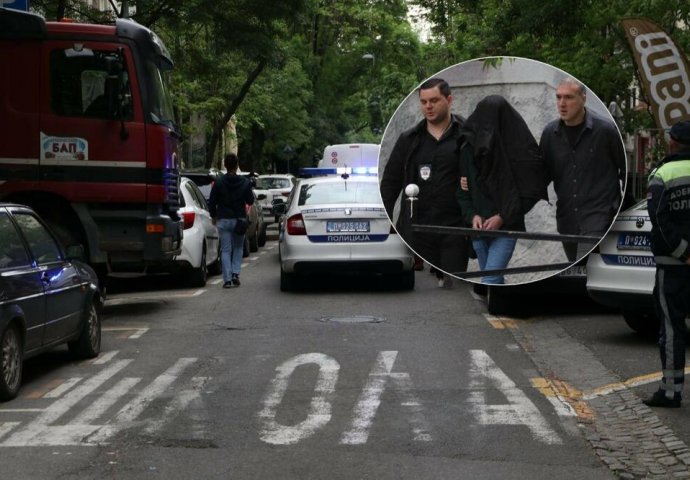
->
xmin=378 ymin=56 xmax=627 ymax=285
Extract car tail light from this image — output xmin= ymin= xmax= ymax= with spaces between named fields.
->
xmin=281 ymin=191 xmax=290 ymax=197
xmin=182 ymin=211 xmax=195 ymax=229
xmin=287 ymin=214 xmax=306 ymax=235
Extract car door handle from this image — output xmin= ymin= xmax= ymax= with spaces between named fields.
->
xmin=41 ymin=272 xmax=51 ymax=284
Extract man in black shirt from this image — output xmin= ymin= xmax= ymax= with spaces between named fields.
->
xmin=539 ymin=77 xmax=625 ymax=262
xmin=380 ymin=78 xmax=469 ymax=286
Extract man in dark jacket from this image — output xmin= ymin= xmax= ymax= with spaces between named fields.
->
xmin=643 ymin=120 xmax=690 ymax=408
xmin=209 ymin=153 xmax=255 ymax=288
xmin=379 ymin=78 xmax=468 ymax=287
xmin=540 ymin=77 xmax=625 ymax=262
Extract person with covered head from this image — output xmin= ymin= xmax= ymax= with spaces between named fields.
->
xmin=456 ymin=95 xmax=548 ymax=284
xmin=643 ymin=120 xmax=690 ymax=408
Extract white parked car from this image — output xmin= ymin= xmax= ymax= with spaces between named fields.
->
xmin=274 ymin=172 xmax=415 ymax=291
xmin=174 ymin=176 xmax=220 ymax=286
xmin=586 ymin=199 xmax=656 ymax=334
xmin=254 ymin=174 xmax=297 ymax=223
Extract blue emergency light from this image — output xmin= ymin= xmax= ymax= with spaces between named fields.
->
xmin=299 ymin=166 xmax=378 ymax=178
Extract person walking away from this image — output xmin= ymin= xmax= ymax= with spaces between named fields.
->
xmin=380 ymin=78 xmax=469 ymax=287
xmin=539 ymin=77 xmax=625 ymax=262
xmin=643 ymin=120 xmax=690 ymax=408
xmin=457 ymin=95 xmax=548 ymax=284
xmin=209 ymin=153 xmax=255 ymax=288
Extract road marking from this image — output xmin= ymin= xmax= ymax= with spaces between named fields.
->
xmin=91 ymin=351 xmax=119 ymax=365
xmin=87 ymin=357 xmax=198 ymax=444
xmin=468 ymin=350 xmax=562 ymax=445
xmin=142 ymin=376 xmax=210 ymax=436
xmin=258 ymin=353 xmax=339 ymax=445
xmin=531 ymin=377 xmax=594 ymax=419
xmin=25 ymin=378 xmax=67 ymax=399
xmin=44 ymin=378 xmax=83 ymax=399
xmin=582 ymin=366 xmax=690 ymax=400
xmin=0 ymin=409 xmax=45 ymax=413
xmin=102 ymin=327 xmax=149 ymax=339
xmin=0 ymin=422 xmax=20 ymax=441
xmin=484 ymin=314 xmax=518 ymax=330
xmin=211 ymin=278 xmax=223 ymax=285
xmin=72 ymin=377 xmax=142 ymax=426
xmin=341 ymin=350 xmax=431 ymax=445
xmin=1 ymin=359 xmax=133 ymax=446
xmin=106 ymin=289 xmax=203 ymax=306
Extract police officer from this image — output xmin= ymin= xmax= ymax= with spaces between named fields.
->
xmin=380 ymin=78 xmax=469 ymax=287
xmin=644 ymin=120 xmax=690 ymax=408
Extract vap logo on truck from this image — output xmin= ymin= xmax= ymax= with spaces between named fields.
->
xmin=40 ymin=133 xmax=89 ymax=162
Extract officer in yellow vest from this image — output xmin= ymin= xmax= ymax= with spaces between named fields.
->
xmin=644 ymin=120 xmax=690 ymax=408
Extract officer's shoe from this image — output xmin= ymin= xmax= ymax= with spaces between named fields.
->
xmin=643 ymin=390 xmax=681 ymax=408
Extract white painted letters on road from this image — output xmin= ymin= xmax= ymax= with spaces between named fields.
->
xmin=258 ymin=353 xmax=340 ymax=445
xmin=468 ymin=350 xmax=562 ymax=445
xmin=341 ymin=350 xmax=431 ymax=445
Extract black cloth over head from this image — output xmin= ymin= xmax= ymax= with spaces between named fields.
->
xmin=459 ymin=95 xmax=548 ymax=227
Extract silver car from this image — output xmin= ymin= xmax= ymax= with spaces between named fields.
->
xmin=586 ymin=199 xmax=657 ymax=334
xmin=254 ymin=174 xmax=296 ymax=223
xmin=275 ymin=174 xmax=415 ymax=291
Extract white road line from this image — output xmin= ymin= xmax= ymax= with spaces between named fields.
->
xmin=142 ymin=376 xmax=209 ymax=436
xmin=43 ymin=378 xmax=83 ymax=399
xmin=192 ymin=289 xmax=205 ymax=296
xmin=91 ymin=351 xmax=119 ymax=365
xmin=127 ymin=328 xmax=149 ymax=339
xmin=0 ymin=422 xmax=20 ymax=441
xmin=88 ymin=357 xmax=198 ymax=443
xmin=211 ymin=278 xmax=223 ymax=285
xmin=72 ymin=377 xmax=142 ymax=425
xmin=0 ymin=409 xmax=45 ymax=413
xmin=1 ymin=359 xmax=132 ymax=446
xmin=102 ymin=327 xmax=148 ymax=339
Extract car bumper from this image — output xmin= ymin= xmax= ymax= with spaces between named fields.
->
xmin=280 ymin=234 xmax=414 ymax=274
xmin=585 ymin=253 xmax=655 ymax=312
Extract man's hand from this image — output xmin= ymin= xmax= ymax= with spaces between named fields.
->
xmin=460 ymin=176 xmax=469 ymax=191
xmin=472 ymin=215 xmax=484 ymax=230
xmin=482 ymin=214 xmax=504 ymax=231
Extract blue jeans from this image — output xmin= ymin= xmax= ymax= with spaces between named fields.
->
xmin=217 ymin=218 xmax=245 ymax=282
xmin=472 ymin=237 xmax=517 ymax=284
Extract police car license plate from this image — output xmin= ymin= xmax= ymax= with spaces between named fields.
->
xmin=327 ymin=221 xmax=370 ymax=233
xmin=617 ymin=233 xmax=651 ymax=250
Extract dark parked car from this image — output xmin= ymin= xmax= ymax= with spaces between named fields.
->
xmin=0 ymin=204 xmax=103 ymax=401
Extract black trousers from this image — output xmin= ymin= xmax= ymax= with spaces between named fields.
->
xmin=655 ymin=265 xmax=690 ymax=400
xmin=412 ymin=232 xmax=469 ymax=277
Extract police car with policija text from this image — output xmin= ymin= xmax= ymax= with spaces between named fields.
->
xmin=274 ymin=165 xmax=415 ymax=291
xmin=586 ymin=199 xmax=657 ymax=335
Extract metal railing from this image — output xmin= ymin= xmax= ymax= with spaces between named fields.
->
xmin=410 ymin=224 xmax=598 ymax=279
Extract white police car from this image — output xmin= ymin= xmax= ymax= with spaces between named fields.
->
xmin=274 ymin=167 xmax=415 ymax=291
xmin=586 ymin=199 xmax=657 ymax=334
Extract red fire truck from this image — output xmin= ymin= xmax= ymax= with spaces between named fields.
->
xmin=0 ymin=8 xmax=183 ymax=282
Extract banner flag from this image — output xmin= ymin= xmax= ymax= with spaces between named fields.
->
xmin=621 ymin=18 xmax=690 ymax=131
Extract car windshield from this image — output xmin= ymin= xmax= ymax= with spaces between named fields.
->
xmin=298 ymin=180 xmax=381 ymax=206
xmin=256 ymin=177 xmax=292 ymax=189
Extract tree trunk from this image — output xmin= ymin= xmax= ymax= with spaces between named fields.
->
xmin=204 ymin=58 xmax=268 ymax=169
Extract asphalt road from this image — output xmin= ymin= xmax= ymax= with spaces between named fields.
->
xmin=1 ymin=232 xmax=667 ymax=479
